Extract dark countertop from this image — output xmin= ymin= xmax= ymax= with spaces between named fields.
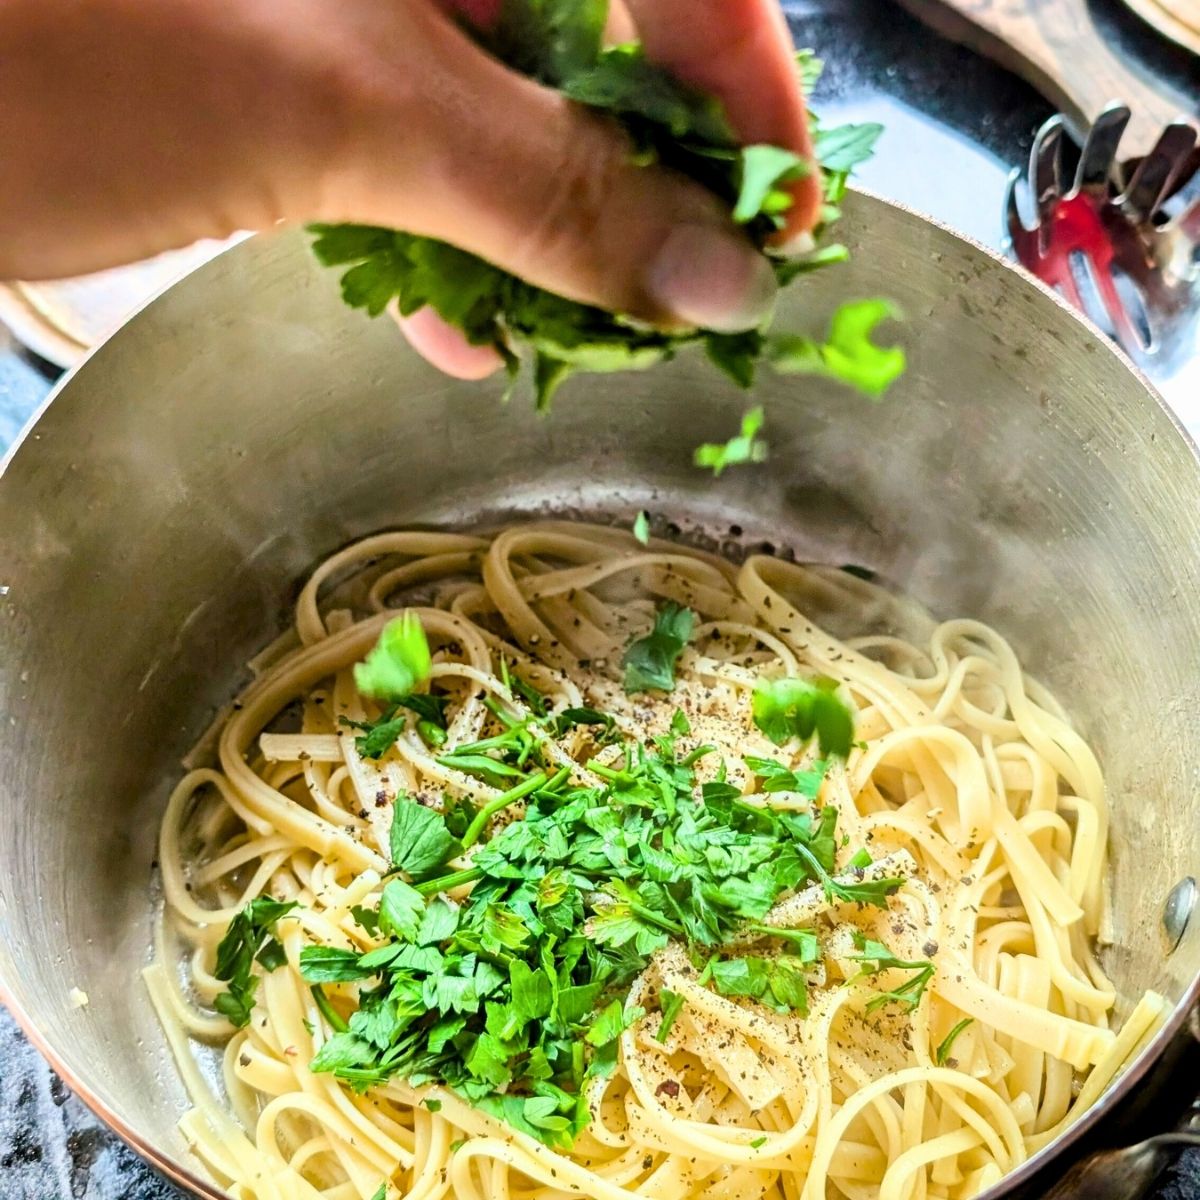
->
xmin=0 ymin=1 xmax=1197 ymax=1195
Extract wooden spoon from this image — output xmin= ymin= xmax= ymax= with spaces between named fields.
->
xmin=894 ymin=0 xmax=1196 ymax=154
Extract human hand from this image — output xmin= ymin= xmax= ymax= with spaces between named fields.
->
xmin=0 ymin=0 xmax=817 ymax=376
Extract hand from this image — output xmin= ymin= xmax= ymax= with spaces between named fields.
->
xmin=0 ymin=0 xmax=818 ymax=377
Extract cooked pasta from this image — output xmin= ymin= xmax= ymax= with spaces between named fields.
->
xmin=145 ymin=520 xmax=1163 ymax=1200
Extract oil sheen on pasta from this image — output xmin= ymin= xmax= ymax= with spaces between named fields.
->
xmin=144 ymin=520 xmax=1163 ymax=1200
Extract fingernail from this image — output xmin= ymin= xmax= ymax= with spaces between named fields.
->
xmin=392 ymin=303 xmax=503 ymax=381
xmin=645 ymin=225 xmax=778 ymax=333
xmin=775 ymin=229 xmax=816 ymax=256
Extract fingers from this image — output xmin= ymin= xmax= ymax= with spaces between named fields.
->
xmin=622 ymin=0 xmax=821 ymax=240
xmin=318 ymin=1 xmax=776 ymax=333
xmin=391 ymin=305 xmax=505 ymax=379
xmin=396 ymin=0 xmax=633 ymax=377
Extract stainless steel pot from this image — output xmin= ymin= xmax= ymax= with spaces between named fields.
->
xmin=1 ymin=191 xmax=1198 ymax=1199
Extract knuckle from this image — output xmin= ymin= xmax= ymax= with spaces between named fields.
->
xmin=504 ymin=114 xmax=627 ymax=295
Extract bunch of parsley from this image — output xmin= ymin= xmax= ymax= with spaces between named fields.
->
xmin=308 ymin=2 xmax=903 ymax=414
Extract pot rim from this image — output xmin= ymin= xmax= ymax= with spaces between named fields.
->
xmin=1 ymin=186 xmax=1197 ymax=1200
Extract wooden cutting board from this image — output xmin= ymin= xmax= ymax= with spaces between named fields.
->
xmin=895 ymin=0 xmax=1196 ymax=154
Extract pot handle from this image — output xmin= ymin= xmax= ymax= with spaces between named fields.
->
xmin=1044 ymin=1130 xmax=1200 ymax=1200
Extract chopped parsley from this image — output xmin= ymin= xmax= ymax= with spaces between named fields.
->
xmin=768 ymin=298 xmax=907 ymax=399
xmin=655 ymin=989 xmax=685 ymax=1042
xmin=354 ymin=614 xmax=432 ymax=702
xmin=848 ymin=931 xmax=935 ymax=1013
xmin=709 ymin=951 xmax=814 ymax=1015
xmin=744 ymin=754 xmax=827 ymax=798
xmin=553 ymin=706 xmax=618 ymax=742
xmin=622 ymin=601 xmax=694 ymax=693
xmin=212 ymin=897 xmax=299 ymax=1027
xmin=935 ymin=1017 xmax=974 ymax=1066
xmin=388 ymin=799 xmax=460 ymax=878
xmin=265 ymin=722 xmax=891 ymax=1147
xmin=308 ymin=1 xmax=902 ymax=413
xmin=733 ymin=146 xmax=810 ymax=226
xmin=632 ymin=510 xmax=650 ymax=545
xmin=344 ymin=692 xmax=450 ymax=758
xmin=693 ymin=407 xmax=769 ymax=476
xmin=752 ymin=675 xmax=855 ymax=757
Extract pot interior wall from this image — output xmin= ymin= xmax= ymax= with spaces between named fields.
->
xmin=1 ymin=194 xmax=1198 ymax=1194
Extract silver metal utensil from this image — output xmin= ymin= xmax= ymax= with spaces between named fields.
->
xmin=1046 ymin=1110 xmax=1200 ymax=1200
xmin=1004 ymin=103 xmax=1200 ymax=373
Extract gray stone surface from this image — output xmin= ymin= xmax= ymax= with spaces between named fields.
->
xmin=0 ymin=0 xmax=1196 ymax=1195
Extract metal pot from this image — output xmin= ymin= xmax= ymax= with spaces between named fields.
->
xmin=0 ymin=191 xmax=1197 ymax=1199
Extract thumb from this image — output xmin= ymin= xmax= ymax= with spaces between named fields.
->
xmin=313 ymin=2 xmax=778 ymax=335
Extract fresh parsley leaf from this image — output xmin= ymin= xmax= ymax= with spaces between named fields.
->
xmin=346 ymin=693 xmax=451 ymax=759
xmin=632 ymin=510 xmax=650 ymax=545
xmin=309 ymin=1031 xmax=380 ymax=1076
xmin=212 ymin=897 xmax=298 ymax=1028
xmin=417 ymin=897 xmax=460 ymax=945
xmin=298 ymin=946 xmax=378 ymax=983
xmin=510 ymin=960 xmax=554 ymax=1023
xmin=483 ymin=0 xmax=606 ymax=85
xmin=769 ymin=298 xmax=906 ymax=399
xmin=559 ymin=43 xmax=732 ymax=145
xmin=848 ymin=931 xmax=935 ymax=1012
xmin=709 ymin=954 xmax=810 ymax=1015
xmin=622 ymin=601 xmax=694 ymax=693
xmin=733 ymin=145 xmax=809 ymax=226
xmin=744 ymin=754 xmax=827 ymax=798
xmin=703 ymin=330 xmax=764 ymax=389
xmin=772 ymin=242 xmax=850 ymax=285
xmin=354 ymin=613 xmax=432 ymax=701
xmin=553 ymin=706 xmax=618 ymax=741
xmin=749 ymin=924 xmax=819 ymax=960
xmin=655 ymin=989 xmax=685 ymax=1042
xmin=693 ymin=406 xmax=769 ymax=475
xmin=390 ymin=799 xmax=458 ymax=877
xmin=825 ymin=871 xmax=904 ymax=907
xmin=586 ymin=999 xmax=645 ymax=1046
xmin=814 ymin=122 xmax=883 ymax=173
xmin=751 ymin=675 xmax=855 ymax=757
xmin=935 ymin=1017 xmax=974 ymax=1066
xmin=369 ymin=1185 xmax=388 ymax=1200
xmin=424 ymin=1098 xmax=443 ymax=1112
xmin=796 ymin=48 xmax=824 ymax=93
xmin=378 ymin=878 xmax=426 ymax=941
xmin=350 ymin=715 xmax=407 ymax=759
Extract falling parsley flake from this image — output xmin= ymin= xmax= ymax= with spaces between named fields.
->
xmin=632 ymin=510 xmax=650 ymax=545
xmin=770 ymin=298 xmax=906 ymax=398
xmin=354 ymin=613 xmax=432 ymax=702
xmin=752 ymin=675 xmax=855 ymax=757
xmin=622 ymin=601 xmax=694 ymax=693
xmin=693 ymin=407 xmax=769 ymax=476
